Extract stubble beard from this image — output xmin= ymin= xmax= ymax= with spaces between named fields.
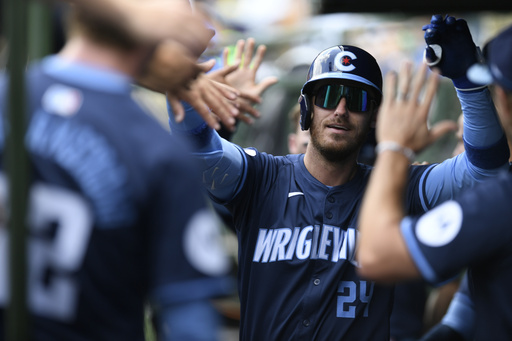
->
xmin=310 ymin=123 xmax=367 ymax=163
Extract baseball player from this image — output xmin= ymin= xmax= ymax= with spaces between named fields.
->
xmin=0 ymin=4 xmax=232 ymax=341
xmin=357 ymin=21 xmax=512 ymax=340
xmin=168 ymin=24 xmax=509 ymax=341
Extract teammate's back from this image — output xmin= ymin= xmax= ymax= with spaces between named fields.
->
xmin=0 ymin=3 xmax=231 ymax=339
xmin=0 ymin=53 xmax=231 ymax=340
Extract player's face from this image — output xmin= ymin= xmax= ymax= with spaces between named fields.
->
xmin=309 ymin=84 xmax=376 ymax=162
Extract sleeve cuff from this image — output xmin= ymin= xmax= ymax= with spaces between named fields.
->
xmin=463 ymin=134 xmax=510 ymax=169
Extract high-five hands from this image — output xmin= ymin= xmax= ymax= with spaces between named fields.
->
xmin=208 ymin=38 xmax=279 ymax=125
xmin=377 ymin=62 xmax=458 ymax=154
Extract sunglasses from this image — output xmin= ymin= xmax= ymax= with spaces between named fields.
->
xmin=314 ymin=84 xmax=373 ymax=112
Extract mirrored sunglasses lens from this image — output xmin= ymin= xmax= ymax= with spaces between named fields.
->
xmin=315 ymin=85 xmax=370 ymax=112
xmin=346 ymin=88 xmax=369 ymax=112
xmin=315 ymin=84 xmax=343 ymax=109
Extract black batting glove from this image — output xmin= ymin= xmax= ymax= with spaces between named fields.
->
xmin=422 ymin=14 xmax=486 ymax=91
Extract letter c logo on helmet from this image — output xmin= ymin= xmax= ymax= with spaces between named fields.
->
xmin=299 ymin=45 xmax=383 ymax=131
xmin=334 ymin=51 xmax=357 ymax=72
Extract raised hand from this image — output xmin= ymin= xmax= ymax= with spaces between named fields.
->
xmin=377 ymin=62 xmax=457 ymax=154
xmin=209 ymin=38 xmax=278 ymax=124
xmin=137 ymin=40 xmax=202 ymax=94
xmin=167 ymin=60 xmax=240 ymax=131
xmin=422 ymin=14 xmax=484 ymax=90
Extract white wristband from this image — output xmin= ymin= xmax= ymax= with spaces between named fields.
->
xmin=376 ymin=141 xmax=416 ymax=162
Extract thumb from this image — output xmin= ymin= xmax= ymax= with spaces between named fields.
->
xmin=257 ymin=76 xmax=279 ymax=93
xmin=198 ymin=59 xmax=217 ymax=73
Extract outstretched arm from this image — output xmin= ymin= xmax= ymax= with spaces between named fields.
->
xmin=357 ymin=62 xmax=456 ymax=281
xmin=420 ymin=15 xmax=509 ymax=210
xmin=168 ymin=100 xmax=246 ymax=203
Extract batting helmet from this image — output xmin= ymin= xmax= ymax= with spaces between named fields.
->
xmin=299 ymin=45 xmax=383 ymax=130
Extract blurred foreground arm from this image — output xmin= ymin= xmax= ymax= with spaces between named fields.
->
xmin=357 ymin=63 xmax=456 ymax=281
xmin=67 ymin=0 xmax=212 ymax=56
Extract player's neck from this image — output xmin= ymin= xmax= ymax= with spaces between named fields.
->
xmin=303 ymin=147 xmax=359 ymax=187
xmin=58 ymin=35 xmax=146 ymax=77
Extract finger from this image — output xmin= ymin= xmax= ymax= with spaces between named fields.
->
xmin=382 ymin=70 xmax=398 ymax=108
xmin=198 ymin=59 xmax=217 ymax=73
xmin=180 ymin=89 xmax=221 ymax=130
xmin=251 ymin=44 xmax=267 ymax=72
xmin=409 ymin=62 xmax=428 ymax=105
xmin=222 ymin=47 xmax=230 ymax=67
xmin=421 ymin=67 xmax=440 ymax=111
xmin=233 ymin=39 xmax=245 ymax=64
xmin=237 ymin=100 xmax=260 ymax=118
xmin=397 ymin=61 xmax=412 ymax=101
xmin=212 ymin=103 xmax=238 ymax=131
xmin=256 ymin=76 xmax=279 ymax=95
xmin=202 ymin=83 xmax=239 ymax=130
xmin=243 ymin=38 xmax=255 ymax=68
xmin=209 ymin=63 xmax=240 ymax=82
xmin=238 ymin=91 xmax=261 ymax=104
xmin=211 ymin=80 xmax=240 ymax=99
xmin=236 ymin=113 xmax=255 ymax=125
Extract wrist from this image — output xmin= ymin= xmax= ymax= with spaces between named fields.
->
xmin=452 ymin=75 xmax=488 ymax=92
xmin=375 ymin=141 xmax=416 ymax=163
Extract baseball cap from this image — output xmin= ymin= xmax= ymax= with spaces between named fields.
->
xmin=467 ymin=24 xmax=512 ymax=91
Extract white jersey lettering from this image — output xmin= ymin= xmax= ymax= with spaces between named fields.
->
xmin=253 ymin=225 xmax=358 ymax=264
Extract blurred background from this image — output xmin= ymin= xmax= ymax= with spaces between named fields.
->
xmin=2 ymin=0 xmax=511 ymax=160
xmin=201 ymin=0 xmax=512 ymax=162
xmin=2 ymin=1 xmax=511 ymax=340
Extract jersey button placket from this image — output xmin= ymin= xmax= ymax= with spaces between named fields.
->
xmin=325 ymin=192 xmax=335 ymax=220
xmin=313 ymin=278 xmax=321 ymax=286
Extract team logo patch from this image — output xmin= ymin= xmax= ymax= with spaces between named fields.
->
xmin=183 ymin=209 xmax=230 ymax=276
xmin=334 ymin=51 xmax=357 ymax=72
xmin=415 ymin=200 xmax=463 ymax=247
xmin=42 ymin=84 xmax=83 ymax=117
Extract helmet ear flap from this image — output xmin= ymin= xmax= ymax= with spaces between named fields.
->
xmin=299 ymin=93 xmax=312 ymax=131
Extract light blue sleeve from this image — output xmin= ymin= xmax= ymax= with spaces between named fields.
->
xmin=458 ymin=89 xmax=502 ymax=147
xmin=168 ymin=101 xmax=246 ymax=202
xmin=420 ymin=89 xmax=509 ymax=210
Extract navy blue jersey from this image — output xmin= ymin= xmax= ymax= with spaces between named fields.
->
xmin=401 ymin=171 xmax=512 ymax=340
xmin=227 ymin=151 xmax=428 ymax=340
xmin=169 ymin=76 xmax=508 ymax=341
xmin=0 ymin=56 xmax=231 ymax=341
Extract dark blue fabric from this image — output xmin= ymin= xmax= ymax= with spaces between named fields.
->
xmin=463 ymin=134 xmax=510 ymax=169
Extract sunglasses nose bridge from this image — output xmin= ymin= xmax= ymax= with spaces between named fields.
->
xmin=334 ymin=96 xmax=349 ymax=114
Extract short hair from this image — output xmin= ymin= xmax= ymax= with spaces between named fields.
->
xmin=65 ymin=5 xmax=139 ymax=52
